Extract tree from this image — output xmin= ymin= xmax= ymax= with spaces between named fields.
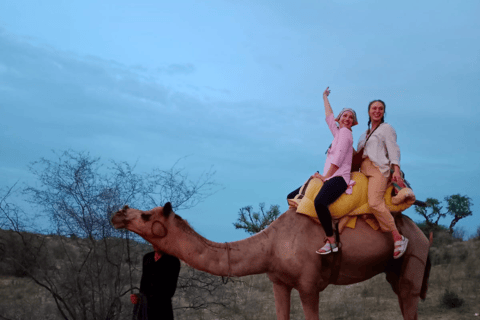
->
xmin=11 ymin=151 xmax=150 ymax=320
xmin=415 ymin=194 xmax=473 ymax=234
xmin=141 ymin=157 xmax=219 ymax=211
xmin=1 ymin=150 xmax=222 ymax=320
xmin=174 ymin=266 xmax=238 ymax=318
xmin=233 ymin=203 xmax=281 ymax=235
xmin=0 ymin=183 xmax=48 ymax=279
xmin=415 ymin=198 xmax=446 ymax=230
xmin=445 ymin=194 xmax=473 ymax=234
xmin=0 ymin=182 xmax=25 ymax=232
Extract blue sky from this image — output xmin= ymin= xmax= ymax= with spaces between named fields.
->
xmin=1 ymin=0 xmax=479 ymax=242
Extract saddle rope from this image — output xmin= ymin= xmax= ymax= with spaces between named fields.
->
xmin=221 ymin=242 xmax=232 ymax=284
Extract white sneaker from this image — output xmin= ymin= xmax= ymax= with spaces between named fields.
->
xmin=316 ymin=241 xmax=338 ymax=255
xmin=394 ymin=236 xmax=409 ymax=259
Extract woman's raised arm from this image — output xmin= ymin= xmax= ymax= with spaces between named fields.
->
xmin=323 ymin=87 xmax=334 ymax=118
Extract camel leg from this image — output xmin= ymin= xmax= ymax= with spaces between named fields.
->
xmin=397 ymin=291 xmax=420 ymax=320
xmin=386 ymin=270 xmax=421 ymax=320
xmin=387 ymin=254 xmax=426 ymax=320
xmin=398 ymin=258 xmax=424 ymax=320
xmin=299 ymin=289 xmax=319 ymax=320
xmin=388 ymin=215 xmax=431 ymax=320
xmin=272 ymin=282 xmax=292 ymax=320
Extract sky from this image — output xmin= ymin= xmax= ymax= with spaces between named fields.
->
xmin=1 ymin=0 xmax=479 ymax=242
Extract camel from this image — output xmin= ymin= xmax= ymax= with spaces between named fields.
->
xmin=112 ymin=202 xmax=431 ymax=320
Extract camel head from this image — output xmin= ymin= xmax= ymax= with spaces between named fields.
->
xmin=111 ymin=202 xmax=177 ymax=252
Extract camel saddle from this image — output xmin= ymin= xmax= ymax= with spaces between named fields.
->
xmin=288 ymin=172 xmax=416 ymax=233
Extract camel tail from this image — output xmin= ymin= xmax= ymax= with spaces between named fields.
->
xmin=420 ymin=254 xmax=431 ymax=300
xmin=419 ymin=232 xmax=433 ymax=300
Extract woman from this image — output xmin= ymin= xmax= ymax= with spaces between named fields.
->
xmin=356 ymin=100 xmax=408 ymax=259
xmin=288 ymin=87 xmax=357 ymax=255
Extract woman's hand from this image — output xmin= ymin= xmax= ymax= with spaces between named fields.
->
xmin=311 ymin=172 xmax=325 ymax=181
xmin=392 ymin=167 xmax=404 ymax=186
xmin=323 ymin=87 xmax=331 ymax=97
xmin=323 ymin=87 xmax=333 ymax=117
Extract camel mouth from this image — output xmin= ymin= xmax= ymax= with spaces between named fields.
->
xmin=111 ymin=215 xmax=127 ymax=229
xmin=111 ymin=205 xmax=131 ymax=229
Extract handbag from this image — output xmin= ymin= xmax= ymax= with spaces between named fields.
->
xmin=351 ymin=148 xmax=364 ymax=172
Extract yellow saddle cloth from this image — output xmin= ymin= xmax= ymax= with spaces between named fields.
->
xmin=288 ymin=172 xmax=416 ymax=233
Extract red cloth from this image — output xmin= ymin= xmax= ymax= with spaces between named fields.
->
xmin=130 ymin=294 xmax=139 ymax=304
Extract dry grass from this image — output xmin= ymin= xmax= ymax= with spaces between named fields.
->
xmin=0 ymin=276 xmax=59 ymax=320
xmin=171 ymin=238 xmax=480 ymax=320
xmin=1 ymin=233 xmax=479 ymax=320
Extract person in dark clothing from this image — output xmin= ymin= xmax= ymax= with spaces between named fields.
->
xmin=131 ymin=247 xmax=181 ymax=320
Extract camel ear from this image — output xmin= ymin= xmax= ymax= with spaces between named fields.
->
xmin=163 ymin=202 xmax=173 ymax=217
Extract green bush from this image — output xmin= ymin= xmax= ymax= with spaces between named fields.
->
xmin=415 ymin=222 xmax=463 ymax=248
xmin=432 ymin=230 xmax=458 ymax=248
xmin=360 ymin=285 xmax=375 ymax=298
xmin=416 ymin=221 xmax=448 ymax=236
xmin=440 ymin=289 xmax=465 ymax=309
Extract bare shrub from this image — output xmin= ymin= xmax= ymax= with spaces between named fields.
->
xmin=1 ymin=150 xmax=221 ymax=320
xmin=452 ymin=226 xmax=466 ymax=241
xmin=440 ymin=289 xmax=465 ymax=309
xmin=475 ymin=225 xmax=480 ymax=240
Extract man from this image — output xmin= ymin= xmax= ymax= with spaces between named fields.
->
xmin=131 ymin=246 xmax=181 ymax=320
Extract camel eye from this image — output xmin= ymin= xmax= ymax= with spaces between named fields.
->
xmin=141 ymin=213 xmax=151 ymax=221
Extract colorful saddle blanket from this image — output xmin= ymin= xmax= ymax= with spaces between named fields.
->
xmin=288 ymin=172 xmax=415 ymax=233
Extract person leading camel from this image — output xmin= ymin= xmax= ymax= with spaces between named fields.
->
xmin=288 ymin=87 xmax=357 ymax=255
xmin=130 ymin=245 xmax=181 ymax=320
xmin=356 ymin=99 xmax=408 ymax=259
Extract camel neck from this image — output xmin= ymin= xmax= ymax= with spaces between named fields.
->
xmin=169 ymin=220 xmax=270 ymax=277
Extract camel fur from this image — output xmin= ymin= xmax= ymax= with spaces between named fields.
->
xmin=112 ymin=202 xmax=431 ymax=320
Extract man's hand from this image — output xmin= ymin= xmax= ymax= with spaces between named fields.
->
xmin=130 ymin=294 xmax=139 ymax=304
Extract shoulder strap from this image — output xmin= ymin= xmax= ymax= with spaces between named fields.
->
xmin=365 ymin=123 xmax=382 ymax=143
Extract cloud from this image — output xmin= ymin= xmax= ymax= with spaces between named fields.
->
xmin=157 ymin=63 xmax=195 ymax=75
xmin=0 ymin=31 xmax=322 ymax=181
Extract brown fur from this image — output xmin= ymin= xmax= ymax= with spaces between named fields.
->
xmin=112 ymin=204 xmax=431 ymax=320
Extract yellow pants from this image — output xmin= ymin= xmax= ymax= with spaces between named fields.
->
xmin=361 ymin=158 xmax=398 ymax=233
